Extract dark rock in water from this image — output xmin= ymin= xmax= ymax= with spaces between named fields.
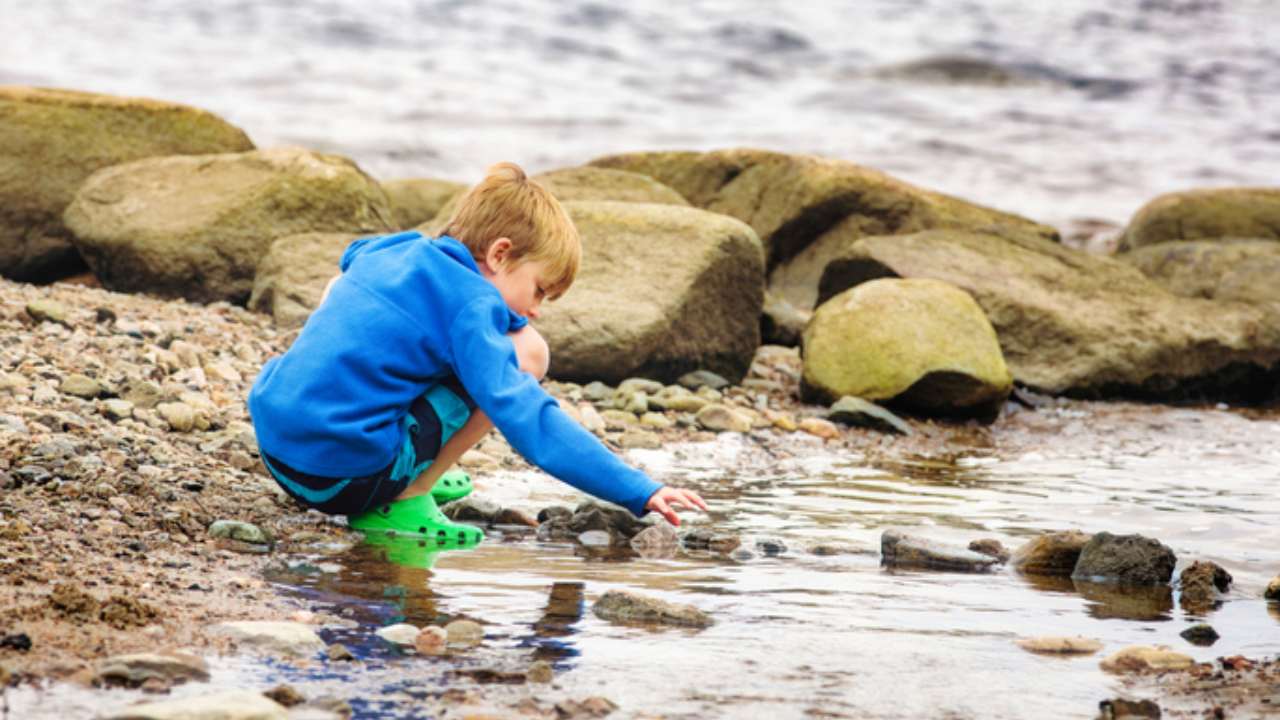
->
xmin=1011 ymin=531 xmax=1092 ymax=576
xmin=880 ymin=530 xmax=999 ymax=572
xmin=571 ymin=500 xmax=648 ymax=539
xmin=968 ymin=538 xmax=1010 ymax=563
xmin=1075 ymin=580 xmax=1173 ymax=622
xmin=493 ymin=507 xmax=539 ymax=528
xmin=1179 ymin=624 xmax=1220 ymax=647
xmin=537 ymin=506 xmax=573 ymax=524
xmin=1071 ymin=532 xmax=1176 ymax=585
xmin=1178 ymin=560 xmax=1232 ymax=612
xmin=755 ymin=538 xmax=788 ymax=556
xmin=730 ymin=547 xmax=755 ymax=562
xmin=537 ymin=517 xmax=575 ymax=542
xmin=680 ymin=528 xmax=741 ymax=553
xmin=827 ymin=396 xmax=913 ymax=435
xmin=1097 ymin=698 xmax=1162 ymax=720
xmin=263 ymin=684 xmax=305 ymax=707
xmin=592 ymin=590 xmax=712 ymax=628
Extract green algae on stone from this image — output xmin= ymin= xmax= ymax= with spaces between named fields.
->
xmin=533 ymin=166 xmax=690 ymax=206
xmin=381 ymin=178 xmax=467 ymax=230
xmin=1117 ymin=187 xmax=1280 ymax=252
xmin=0 ymin=86 xmax=254 ymax=282
xmin=801 ymin=277 xmax=1012 ymax=415
xmin=1118 ymin=239 xmax=1280 ymax=304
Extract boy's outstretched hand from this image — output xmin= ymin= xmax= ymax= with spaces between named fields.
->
xmin=645 ymin=486 xmax=708 ymax=527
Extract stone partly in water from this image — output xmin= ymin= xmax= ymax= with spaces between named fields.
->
xmin=104 ymin=689 xmax=289 ymax=720
xmin=94 ymin=652 xmax=211 ymax=688
xmin=1014 ymin=636 xmax=1103 ymax=656
xmin=1117 ymin=187 xmax=1280 ymax=252
xmin=1011 ymin=531 xmax=1093 ymax=577
xmin=815 ymin=229 xmax=1280 ymax=402
xmin=1071 ymin=532 xmax=1176 ymax=585
xmin=0 ymin=86 xmax=254 ymax=283
xmin=1179 ymin=624 xmax=1220 ymax=647
xmin=375 ymin=623 xmax=420 ymax=646
xmin=64 ymin=147 xmax=394 ymax=304
xmin=592 ymin=590 xmax=713 ymax=629
xmin=248 ymin=232 xmax=359 ymax=328
xmin=1266 ymin=576 xmax=1280 ymax=601
xmin=414 ymin=626 xmax=447 ymax=655
xmin=534 ymin=201 xmax=764 ymax=385
xmin=880 ymin=530 xmax=1000 ymax=573
xmin=211 ymin=621 xmax=326 ymax=658
xmin=967 ymin=539 xmax=1010 ymax=563
xmin=630 ymin=523 xmax=680 ymax=559
xmin=445 ymin=620 xmax=485 ymax=648
xmin=1099 ymin=645 xmax=1196 ymax=674
xmin=1178 ymin=560 xmax=1233 ymax=612
xmin=802 ymin=278 xmax=1012 ymax=418
xmin=1119 ymin=239 xmax=1280 ymax=305
xmin=827 ymin=396 xmax=913 ymax=435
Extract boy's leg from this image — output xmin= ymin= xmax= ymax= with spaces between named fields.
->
xmin=394 ymin=324 xmax=549 ymax=502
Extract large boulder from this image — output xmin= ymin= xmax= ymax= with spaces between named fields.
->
xmin=533 ymin=166 xmax=689 ymax=206
xmin=1118 ymin=239 xmax=1280 ymax=305
xmin=801 ymin=278 xmax=1012 ymax=416
xmin=0 ymin=86 xmax=254 ymax=282
xmin=382 ymin=178 xmax=466 ymax=230
xmin=537 ymin=201 xmax=764 ymax=385
xmin=64 ymin=147 xmax=394 ymax=304
xmin=816 ymin=229 xmax=1280 ymax=401
xmin=1117 ymin=187 xmax=1280 ymax=252
xmin=248 ymin=232 xmax=359 ymax=326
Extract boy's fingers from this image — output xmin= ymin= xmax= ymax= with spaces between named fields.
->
xmin=651 ymin=495 xmax=680 ymax=526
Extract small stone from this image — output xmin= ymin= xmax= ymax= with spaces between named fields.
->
xmin=1011 ymin=531 xmax=1092 ymax=576
xmin=102 ymin=689 xmax=288 ymax=720
xmin=376 ymin=623 xmax=420 ymax=645
xmin=678 ymin=370 xmax=729 ymax=391
xmin=156 ymin=402 xmax=197 ymax=432
xmin=611 ymin=389 xmax=649 ymax=414
xmin=968 ymin=539 xmax=1010 ymax=563
xmin=1014 ymin=636 xmax=1103 ymax=655
xmin=555 ymin=697 xmax=619 ymax=719
xmin=263 ymin=684 xmax=305 ymax=707
xmin=616 ymin=428 xmax=661 ymax=449
xmin=121 ymin=380 xmax=164 ymax=409
xmin=578 ymin=530 xmax=613 ymax=547
xmin=1266 ymin=576 xmax=1280 ymax=600
xmin=445 ymin=620 xmax=484 ymax=648
xmin=208 ymin=520 xmax=269 ymax=545
xmin=581 ymin=381 xmax=613 ymax=402
xmin=578 ymin=404 xmax=606 ymax=433
xmin=1179 ymin=560 xmax=1232 ymax=611
xmin=797 ymin=417 xmax=840 ymax=439
xmin=0 ymin=633 xmax=32 ymax=651
xmin=618 ymin=377 xmax=664 ymax=395
xmin=493 ymin=507 xmax=539 ymax=528
xmin=526 ymin=660 xmax=553 ymax=684
xmin=695 ymin=403 xmax=752 ymax=433
xmin=538 ymin=506 xmax=573 ymax=524
xmin=881 ymin=530 xmax=999 ymax=572
xmin=593 ymin=590 xmax=713 ymax=628
xmin=204 ymin=361 xmax=242 ymax=384
xmin=630 ymin=523 xmax=680 ymax=558
xmin=442 ymin=495 xmax=501 ymax=523
xmin=211 ymin=621 xmax=325 ymax=657
xmin=764 ymin=409 xmax=797 ymax=431
xmin=1071 ymin=532 xmax=1177 ymax=585
xmin=414 ymin=626 xmax=447 ymax=655
xmin=755 ymin=538 xmax=787 ymax=556
xmin=600 ymin=409 xmax=638 ymax=429
xmin=639 ymin=412 xmax=673 ymax=430
xmin=169 ymin=340 xmax=203 ymax=369
xmin=100 ymin=399 xmax=135 ymax=421
xmin=649 ymin=385 xmax=708 ymax=413
xmin=1179 ymin=624 xmax=1220 ymax=646
xmin=828 ymin=396 xmax=913 ymax=435
xmin=1099 ymin=645 xmax=1195 ymax=674
xmin=26 ymin=299 xmax=70 ymax=326
xmin=326 ymin=643 xmax=355 ymax=662
xmin=59 ymin=374 xmax=103 ymax=399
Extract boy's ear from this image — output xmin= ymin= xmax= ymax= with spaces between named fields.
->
xmin=487 ymin=237 xmax=514 ymax=268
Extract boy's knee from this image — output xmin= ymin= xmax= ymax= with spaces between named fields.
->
xmin=511 ymin=326 xmax=550 ymax=380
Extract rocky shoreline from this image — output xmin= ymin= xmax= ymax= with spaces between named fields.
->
xmin=3 ymin=275 xmax=1279 ymax=719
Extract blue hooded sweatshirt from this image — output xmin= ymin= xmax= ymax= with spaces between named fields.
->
xmin=247 ymin=232 xmax=661 ymax=516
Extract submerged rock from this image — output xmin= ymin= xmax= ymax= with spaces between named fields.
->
xmin=1014 ymin=636 xmax=1103 ymax=655
xmin=880 ymin=530 xmax=1000 ymax=573
xmin=1099 ymin=645 xmax=1195 ymax=674
xmin=1011 ymin=531 xmax=1092 ymax=577
xmin=1071 ymin=532 xmax=1176 ymax=585
xmin=1178 ymin=560 xmax=1233 ymax=612
xmin=592 ymin=590 xmax=712 ymax=628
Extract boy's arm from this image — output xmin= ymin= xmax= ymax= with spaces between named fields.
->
xmin=448 ymin=298 xmax=665 ymax=517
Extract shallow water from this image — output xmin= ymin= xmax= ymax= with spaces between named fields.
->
xmin=5 ymin=1 xmax=1279 ymax=230
xmin=14 ymin=403 xmax=1278 ymax=719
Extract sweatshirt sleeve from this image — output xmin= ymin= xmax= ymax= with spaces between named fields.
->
xmin=447 ymin=298 xmax=661 ymax=516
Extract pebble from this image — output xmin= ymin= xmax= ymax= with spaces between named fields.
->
xmin=445 ymin=620 xmax=485 ymax=648
xmin=649 ymin=385 xmax=708 ymax=413
xmin=639 ymin=411 xmax=673 ymax=429
xmin=1179 ymin=624 xmax=1220 ymax=646
xmin=326 ymin=643 xmax=355 ymax=662
xmin=59 ymin=373 xmax=103 ymax=399
xmin=630 ymin=523 xmax=680 ymax=558
xmin=618 ymin=377 xmax=664 ymax=395
xmin=755 ymin=538 xmax=787 ymax=556
xmin=100 ymin=398 xmax=135 ymax=420
xmin=102 ymin=689 xmax=290 ymax=720
xmin=678 ymin=370 xmax=729 ymax=391
xmin=968 ymin=538 xmax=1011 ymax=563
xmin=1011 ymin=531 xmax=1092 ymax=576
xmin=1099 ymin=645 xmax=1195 ymax=674
xmin=695 ymin=403 xmax=752 ymax=433
xmin=94 ymin=652 xmax=211 ymax=688
xmin=156 ymin=401 xmax=197 ymax=432
xmin=1014 ymin=636 xmax=1103 ymax=655
xmin=526 ymin=660 xmax=554 ymax=684
xmin=797 ymin=417 xmax=840 ymax=439
xmin=208 ymin=520 xmax=270 ymax=545
xmin=616 ymin=428 xmax=661 ymax=449
xmin=25 ymin=299 xmax=70 ymax=326
xmin=210 ymin=621 xmax=325 ymax=657
xmin=1266 ymin=576 xmax=1280 ymax=600
xmin=375 ymin=623 xmax=420 ymax=645
xmin=1178 ymin=560 xmax=1232 ymax=610
xmin=828 ymin=396 xmax=913 ymax=435
xmin=592 ymin=590 xmax=713 ymax=628
xmin=581 ymin=381 xmax=613 ymax=402
xmin=414 ymin=626 xmax=447 ymax=655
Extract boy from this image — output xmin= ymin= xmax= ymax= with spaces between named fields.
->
xmin=247 ymin=162 xmax=706 ymax=546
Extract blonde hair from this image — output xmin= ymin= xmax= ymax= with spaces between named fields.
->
xmin=441 ymin=162 xmax=580 ymax=300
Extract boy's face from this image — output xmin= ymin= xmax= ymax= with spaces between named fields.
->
xmin=481 ymin=238 xmax=549 ymax=320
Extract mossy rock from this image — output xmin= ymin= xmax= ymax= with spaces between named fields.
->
xmin=249 ymin=232 xmax=360 ymax=326
xmin=816 ymin=229 xmax=1280 ymax=401
xmin=1117 ymin=187 xmax=1280 ymax=252
xmin=1118 ymin=239 xmax=1280 ymax=304
xmin=65 ymin=147 xmax=394 ymax=304
xmin=538 ymin=201 xmax=764 ymax=385
xmin=381 ymin=178 xmax=467 ymax=231
xmin=801 ymin=278 xmax=1012 ymax=416
xmin=533 ymin=166 xmax=689 ymax=206
xmin=0 ymin=86 xmax=254 ymax=282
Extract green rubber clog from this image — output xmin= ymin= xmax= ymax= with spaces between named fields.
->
xmin=349 ymin=493 xmax=484 ymax=546
xmin=429 ymin=468 xmax=473 ymax=503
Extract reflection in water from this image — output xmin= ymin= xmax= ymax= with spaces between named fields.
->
xmin=522 ymin=582 xmax=586 ymax=665
xmin=1075 ymin=580 xmax=1173 ymax=622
